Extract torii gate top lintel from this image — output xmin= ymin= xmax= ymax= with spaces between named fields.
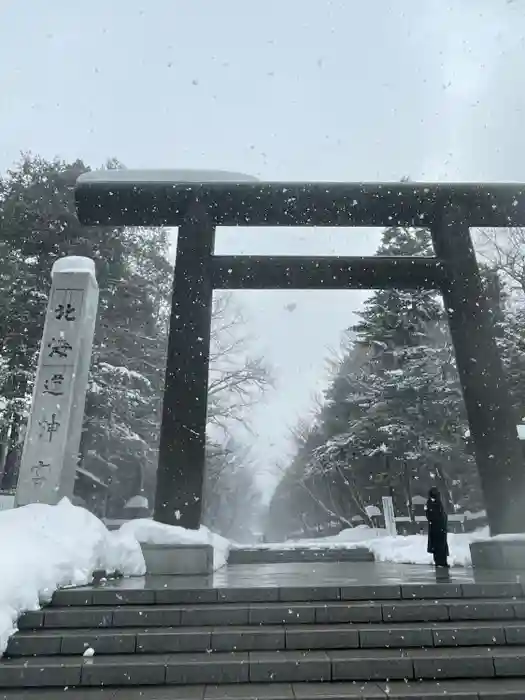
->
xmin=75 ymin=170 xmax=525 ymax=229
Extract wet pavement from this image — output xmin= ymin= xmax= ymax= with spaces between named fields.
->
xmin=86 ymin=561 xmax=525 ymax=592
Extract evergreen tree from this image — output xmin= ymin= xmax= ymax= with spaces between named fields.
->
xmin=268 ymin=227 xmax=484 ymax=539
xmin=81 ymin=229 xmax=171 ymax=515
xmin=0 ymin=155 xmax=167 ymax=511
xmin=0 ymin=154 xmax=273 ymax=529
xmin=0 ymin=156 xmax=127 ymax=484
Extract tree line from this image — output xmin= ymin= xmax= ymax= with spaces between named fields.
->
xmin=0 ymin=154 xmax=271 ymax=541
xmin=265 ymin=225 xmax=525 ymax=541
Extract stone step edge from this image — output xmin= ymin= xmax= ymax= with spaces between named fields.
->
xmin=15 ymin=618 xmax=525 ymax=634
xmin=2 ymin=679 xmax=525 ymax=700
xmin=43 ymin=597 xmax=525 ymax=612
xmin=5 ymin=644 xmax=525 ymax=663
xmin=227 ymin=554 xmax=375 ymax=563
xmin=2 ymin=647 xmax=525 ymax=688
xmin=227 ymin=546 xmax=372 ymax=551
xmin=51 ymin=583 xmax=525 ymax=605
xmin=8 ymin=618 xmax=525 ymax=657
xmin=19 ymin=599 xmax=525 ymax=631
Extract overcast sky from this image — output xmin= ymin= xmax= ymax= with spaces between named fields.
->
xmin=1 ymin=0 xmax=525 ymax=499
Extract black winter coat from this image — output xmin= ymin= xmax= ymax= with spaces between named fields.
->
xmin=426 ymin=498 xmax=449 ymax=557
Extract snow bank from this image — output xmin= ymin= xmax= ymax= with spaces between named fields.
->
xmin=120 ymin=519 xmax=230 ymax=571
xmin=485 ymin=531 xmax=525 ymax=542
xmin=304 ymin=525 xmax=389 ymax=548
xmin=238 ymin=525 xmax=388 ymax=552
xmin=317 ymin=525 xmax=490 ymax=567
xmin=362 ymin=529 xmax=489 ymax=567
xmin=255 ymin=525 xmax=491 ymax=568
xmin=0 ymin=498 xmax=145 ymax=656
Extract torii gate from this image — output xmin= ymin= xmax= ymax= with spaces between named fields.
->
xmin=75 ymin=171 xmax=525 ymax=536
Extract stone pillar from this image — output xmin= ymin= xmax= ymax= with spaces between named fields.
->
xmin=14 ymin=257 xmax=99 ymax=507
xmin=431 ymin=207 xmax=525 ymax=535
xmin=154 ymin=203 xmax=216 ymax=529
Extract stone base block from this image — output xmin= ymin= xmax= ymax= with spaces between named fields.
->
xmin=228 ymin=546 xmax=374 ymax=565
xmin=470 ymin=539 xmax=525 ymax=570
xmin=141 ymin=543 xmax=213 ymax=575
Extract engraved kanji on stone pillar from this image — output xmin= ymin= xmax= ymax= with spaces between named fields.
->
xmin=14 ymin=256 xmax=99 ymax=507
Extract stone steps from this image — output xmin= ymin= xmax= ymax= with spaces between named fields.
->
xmin=17 ymin=598 xmax=525 ymax=630
xmin=50 ymin=581 xmax=525 ymax=606
xmin=2 ymin=646 xmax=525 ymax=687
xmin=4 ymin=580 xmax=525 ymax=695
xmin=8 ymin=620 xmax=525 ymax=656
xmin=228 ymin=547 xmax=375 ymax=565
xmin=0 ymin=679 xmax=525 ymax=699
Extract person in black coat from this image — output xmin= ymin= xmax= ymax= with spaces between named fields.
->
xmin=426 ymin=487 xmax=449 ymax=568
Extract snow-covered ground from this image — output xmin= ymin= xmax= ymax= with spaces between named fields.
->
xmin=0 ymin=499 xmax=143 ymax=655
xmin=242 ymin=525 xmax=491 ymax=568
xmin=0 ymin=499 xmax=509 ymax=659
xmin=0 ymin=499 xmax=229 ymax=656
xmin=120 ymin=518 xmax=230 ymax=570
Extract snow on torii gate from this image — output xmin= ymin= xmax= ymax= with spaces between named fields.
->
xmin=75 ymin=171 xmax=525 ymax=536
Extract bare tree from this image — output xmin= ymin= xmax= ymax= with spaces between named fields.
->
xmin=208 ymin=292 xmax=273 ymax=432
xmin=203 ymin=437 xmax=262 ymax=541
xmin=476 ymin=227 xmax=525 ymax=294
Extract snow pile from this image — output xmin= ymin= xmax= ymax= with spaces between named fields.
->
xmin=237 ymin=525 xmax=388 ymax=552
xmin=257 ymin=525 xmax=491 ymax=568
xmin=361 ymin=528 xmax=489 ymax=567
xmin=0 ymin=498 xmax=145 ymax=655
xmin=120 ymin=519 xmax=230 ymax=571
xmin=314 ymin=524 xmax=489 ymax=567
xmin=301 ymin=525 xmax=389 ymax=548
xmin=486 ymin=531 xmax=525 ymax=542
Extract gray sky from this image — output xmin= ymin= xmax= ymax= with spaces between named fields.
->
xmin=1 ymin=0 xmax=525 ymax=499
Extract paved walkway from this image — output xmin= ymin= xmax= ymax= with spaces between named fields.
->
xmin=88 ymin=561 xmax=525 ymax=592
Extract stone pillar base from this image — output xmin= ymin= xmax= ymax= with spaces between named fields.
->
xmin=470 ymin=540 xmax=525 ymax=570
xmin=141 ymin=543 xmax=213 ymax=576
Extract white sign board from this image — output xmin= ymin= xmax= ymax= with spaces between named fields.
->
xmin=382 ymin=496 xmax=397 ymax=537
xmin=0 ymin=494 xmax=15 ymax=511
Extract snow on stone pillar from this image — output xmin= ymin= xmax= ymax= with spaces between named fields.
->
xmin=14 ymin=256 xmax=99 ymax=507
